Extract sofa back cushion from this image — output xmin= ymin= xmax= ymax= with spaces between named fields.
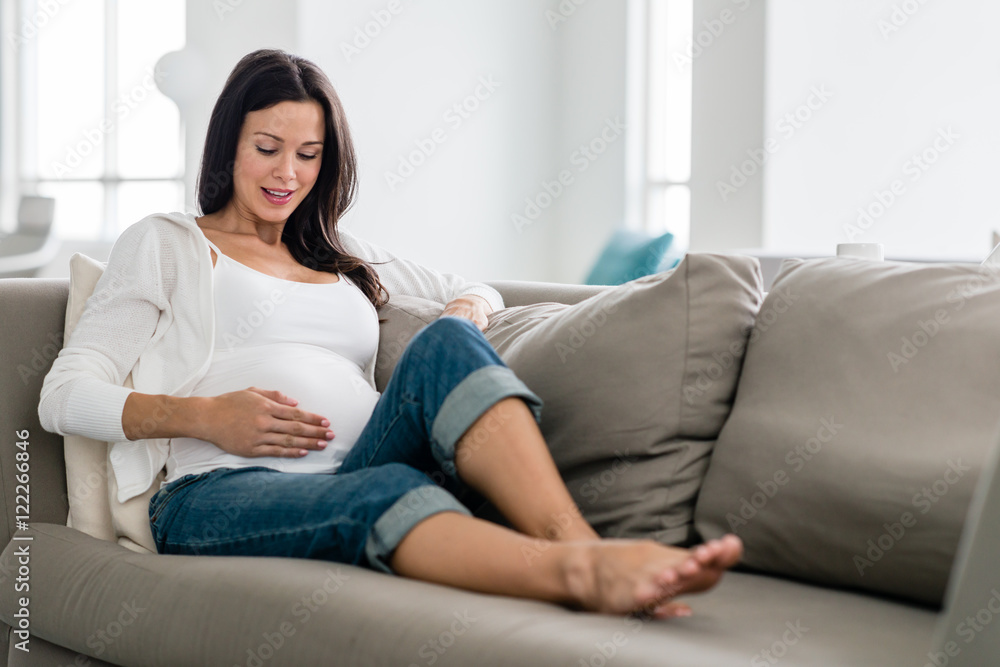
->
xmin=694 ymin=257 xmax=1000 ymax=605
xmin=480 ymin=254 xmax=763 ymax=544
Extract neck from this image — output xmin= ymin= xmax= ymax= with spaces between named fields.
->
xmin=199 ymin=202 xmax=286 ymax=247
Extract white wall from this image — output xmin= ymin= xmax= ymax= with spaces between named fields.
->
xmin=764 ymin=0 xmax=1000 ymax=259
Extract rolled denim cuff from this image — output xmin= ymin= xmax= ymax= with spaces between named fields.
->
xmin=366 ymin=485 xmax=472 ymax=574
xmin=429 ymin=365 xmax=544 ymax=478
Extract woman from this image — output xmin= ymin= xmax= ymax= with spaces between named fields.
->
xmin=38 ymin=49 xmax=742 ymax=618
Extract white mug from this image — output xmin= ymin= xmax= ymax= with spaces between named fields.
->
xmin=837 ymin=243 xmax=884 ymax=261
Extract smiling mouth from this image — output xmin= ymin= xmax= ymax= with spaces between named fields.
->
xmin=262 ymin=188 xmax=293 ymax=198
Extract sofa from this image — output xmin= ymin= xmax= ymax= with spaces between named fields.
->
xmin=1 ymin=252 xmax=999 ymax=666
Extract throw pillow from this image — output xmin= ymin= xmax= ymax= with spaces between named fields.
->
xmin=488 ymin=254 xmax=762 ymax=545
xmin=694 ymin=257 xmax=1000 ymax=606
xmin=584 ymin=229 xmax=678 ymax=286
xmin=62 ymin=252 xmax=160 ymax=554
xmin=374 ymin=295 xmax=444 ymax=392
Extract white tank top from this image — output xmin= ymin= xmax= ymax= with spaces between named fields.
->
xmin=161 ymin=235 xmax=382 ymax=487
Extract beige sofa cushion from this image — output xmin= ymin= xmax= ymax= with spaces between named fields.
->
xmin=482 ymin=254 xmax=762 ymax=545
xmin=373 ymin=295 xmax=444 ymax=392
xmin=694 ymin=257 xmax=1000 ymax=605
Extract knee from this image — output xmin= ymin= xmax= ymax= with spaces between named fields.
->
xmin=370 ymin=464 xmax=456 ymax=519
xmin=375 ymin=463 xmax=438 ymax=495
xmin=412 ymin=317 xmax=479 ymax=353
xmin=426 ymin=316 xmax=478 ymax=339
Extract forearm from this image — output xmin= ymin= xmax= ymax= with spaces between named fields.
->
xmin=121 ymin=392 xmax=211 ymax=441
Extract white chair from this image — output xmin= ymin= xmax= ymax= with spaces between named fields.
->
xmin=0 ymin=195 xmax=60 ymax=278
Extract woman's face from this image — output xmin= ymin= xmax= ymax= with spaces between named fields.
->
xmin=230 ymin=99 xmax=325 ymax=225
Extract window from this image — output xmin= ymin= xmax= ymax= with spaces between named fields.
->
xmin=628 ymin=0 xmax=692 ymax=250
xmin=14 ymin=0 xmax=185 ymax=241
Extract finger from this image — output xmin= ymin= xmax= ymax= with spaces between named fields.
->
xmin=274 ymin=391 xmax=298 ymax=406
xmin=253 ymin=387 xmax=299 ymax=406
xmin=253 ymin=444 xmax=310 ymax=458
xmin=262 ymin=419 xmax=330 ymax=448
xmin=261 ymin=429 xmax=328 ymax=450
xmin=272 ymin=404 xmax=331 ymax=429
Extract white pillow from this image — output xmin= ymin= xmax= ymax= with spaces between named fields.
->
xmin=64 ymin=252 xmax=160 ymax=554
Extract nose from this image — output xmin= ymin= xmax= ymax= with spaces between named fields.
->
xmin=273 ymin=151 xmax=296 ymax=182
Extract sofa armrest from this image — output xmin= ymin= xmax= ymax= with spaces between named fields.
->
xmin=486 ymin=280 xmax=608 ymax=308
xmin=0 ymin=278 xmax=72 ymax=548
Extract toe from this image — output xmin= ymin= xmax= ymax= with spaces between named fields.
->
xmin=697 ymin=536 xmax=742 ymax=570
xmin=678 ymin=558 xmax=701 ymax=578
xmin=633 ymin=580 xmax=664 ymax=609
xmin=655 ymin=565 xmax=679 ymax=586
xmin=718 ymin=535 xmax=744 ymax=566
xmin=694 ymin=543 xmax=719 ymax=564
xmin=653 ymin=602 xmax=693 ymax=619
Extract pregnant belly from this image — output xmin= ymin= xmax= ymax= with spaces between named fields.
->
xmin=170 ymin=343 xmax=381 ymax=472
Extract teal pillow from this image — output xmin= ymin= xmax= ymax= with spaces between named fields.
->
xmin=584 ymin=229 xmax=677 ymax=285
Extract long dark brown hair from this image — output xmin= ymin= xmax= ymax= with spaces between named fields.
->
xmin=196 ymin=48 xmax=388 ymax=308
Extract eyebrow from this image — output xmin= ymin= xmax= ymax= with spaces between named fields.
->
xmin=254 ymin=131 xmax=323 ymax=146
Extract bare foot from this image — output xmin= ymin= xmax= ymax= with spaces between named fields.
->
xmin=645 ymin=535 xmax=744 ymax=618
xmin=560 ymin=534 xmax=743 ymax=616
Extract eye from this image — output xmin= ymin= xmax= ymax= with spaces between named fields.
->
xmin=255 ymin=146 xmax=277 ymax=155
xmin=298 ymin=153 xmax=319 ymax=161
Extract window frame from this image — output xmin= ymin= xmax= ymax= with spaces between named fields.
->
xmin=626 ymin=0 xmax=693 ymax=250
xmin=11 ymin=0 xmax=185 ymax=242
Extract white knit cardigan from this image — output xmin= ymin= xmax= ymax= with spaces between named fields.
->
xmin=37 ymin=211 xmax=504 ymax=503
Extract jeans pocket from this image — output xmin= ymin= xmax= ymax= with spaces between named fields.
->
xmin=149 ymin=473 xmax=209 ymax=525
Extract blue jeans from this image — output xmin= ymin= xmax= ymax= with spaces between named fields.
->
xmin=147 ymin=317 xmax=543 ymax=574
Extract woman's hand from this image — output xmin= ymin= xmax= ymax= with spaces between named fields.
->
xmin=440 ymin=295 xmax=493 ymax=331
xmin=193 ymin=387 xmax=333 ymax=458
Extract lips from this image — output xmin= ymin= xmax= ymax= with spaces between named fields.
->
xmin=261 ymin=187 xmax=294 ymax=205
